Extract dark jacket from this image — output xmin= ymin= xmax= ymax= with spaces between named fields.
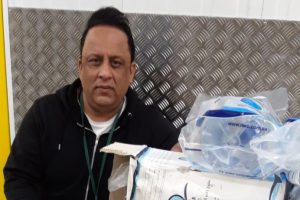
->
xmin=4 ymin=79 xmax=180 ymax=200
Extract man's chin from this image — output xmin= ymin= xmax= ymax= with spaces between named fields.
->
xmin=94 ymin=97 xmax=115 ymax=107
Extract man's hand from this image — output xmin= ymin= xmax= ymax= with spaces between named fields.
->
xmin=171 ymin=143 xmax=182 ymax=152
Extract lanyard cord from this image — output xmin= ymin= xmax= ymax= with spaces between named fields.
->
xmin=79 ymin=92 xmax=122 ymax=200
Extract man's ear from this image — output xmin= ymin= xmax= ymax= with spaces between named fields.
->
xmin=78 ymin=57 xmax=82 ymax=71
xmin=78 ymin=57 xmax=83 ymax=80
xmin=130 ymin=62 xmax=137 ymax=80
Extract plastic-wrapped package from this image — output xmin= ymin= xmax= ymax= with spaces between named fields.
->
xmin=186 ymin=87 xmax=288 ymax=123
xmin=250 ymin=120 xmax=300 ymax=179
xmin=179 ymin=88 xmax=287 ymax=179
xmin=108 ymin=162 xmax=129 ymax=192
xmin=181 ymin=115 xmax=278 ymax=178
xmin=289 ymin=185 xmax=300 ymax=200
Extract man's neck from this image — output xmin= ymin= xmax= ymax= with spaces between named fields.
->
xmin=85 ymin=104 xmax=121 ymax=122
xmin=83 ymin=98 xmax=125 ymax=122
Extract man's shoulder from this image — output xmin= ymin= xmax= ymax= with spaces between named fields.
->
xmin=33 ymin=80 xmax=79 ymax=112
xmin=126 ymin=88 xmax=153 ymax=113
xmin=126 ymin=88 xmax=166 ymax=115
xmin=122 ymin=89 xmax=179 ymax=150
xmin=30 ymin=94 xmax=65 ymax=120
xmin=34 ymin=93 xmax=59 ymax=106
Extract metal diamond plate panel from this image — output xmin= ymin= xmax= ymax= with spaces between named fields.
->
xmin=9 ymin=8 xmax=300 ymax=131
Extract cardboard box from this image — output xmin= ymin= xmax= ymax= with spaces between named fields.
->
xmin=101 ymin=142 xmax=286 ymax=200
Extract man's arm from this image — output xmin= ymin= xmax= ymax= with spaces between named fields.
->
xmin=4 ymin=102 xmax=43 ymax=200
xmin=145 ymin=105 xmax=182 ymax=150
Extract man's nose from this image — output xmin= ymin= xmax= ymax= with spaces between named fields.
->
xmin=97 ymin=61 xmax=112 ymax=79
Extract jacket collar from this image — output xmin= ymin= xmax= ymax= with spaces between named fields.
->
xmin=55 ymin=78 xmax=140 ymax=129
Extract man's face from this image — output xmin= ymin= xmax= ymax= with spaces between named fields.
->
xmin=79 ymin=25 xmax=136 ymax=115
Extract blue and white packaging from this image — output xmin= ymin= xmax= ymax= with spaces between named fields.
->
xmin=179 ymin=95 xmax=282 ymax=179
xmin=101 ymin=142 xmax=286 ymax=200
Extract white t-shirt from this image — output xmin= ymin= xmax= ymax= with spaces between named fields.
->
xmin=85 ymin=98 xmax=126 ymax=138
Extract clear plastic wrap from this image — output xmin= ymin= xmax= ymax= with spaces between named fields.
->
xmin=179 ymin=88 xmax=288 ymax=179
xmin=108 ymin=162 xmax=129 ymax=192
xmin=250 ymin=120 xmax=300 ymax=180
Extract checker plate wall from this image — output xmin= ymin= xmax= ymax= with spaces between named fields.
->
xmin=9 ymin=8 xmax=300 ymax=131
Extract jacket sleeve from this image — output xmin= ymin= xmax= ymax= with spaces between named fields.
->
xmin=148 ymin=105 xmax=181 ymax=150
xmin=4 ymin=101 xmax=43 ymax=200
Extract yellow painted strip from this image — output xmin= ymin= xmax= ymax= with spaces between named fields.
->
xmin=0 ymin=0 xmax=10 ymax=199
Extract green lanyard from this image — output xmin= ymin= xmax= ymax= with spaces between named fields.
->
xmin=79 ymin=92 xmax=121 ymax=200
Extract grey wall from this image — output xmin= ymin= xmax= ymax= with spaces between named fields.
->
xmin=9 ymin=8 xmax=300 ymax=131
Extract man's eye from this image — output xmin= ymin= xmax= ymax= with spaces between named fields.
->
xmin=111 ymin=60 xmax=122 ymax=68
xmin=88 ymin=58 xmax=100 ymax=65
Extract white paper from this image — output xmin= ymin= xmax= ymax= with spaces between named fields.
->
xmin=127 ymin=148 xmax=285 ymax=200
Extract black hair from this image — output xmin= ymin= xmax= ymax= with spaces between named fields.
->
xmin=80 ymin=7 xmax=135 ymax=62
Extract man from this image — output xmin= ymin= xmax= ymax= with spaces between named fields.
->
xmin=4 ymin=7 xmax=180 ymax=200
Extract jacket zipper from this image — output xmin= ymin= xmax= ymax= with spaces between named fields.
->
xmin=76 ymin=122 xmax=121 ymax=200
xmin=84 ymin=133 xmax=100 ymax=200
